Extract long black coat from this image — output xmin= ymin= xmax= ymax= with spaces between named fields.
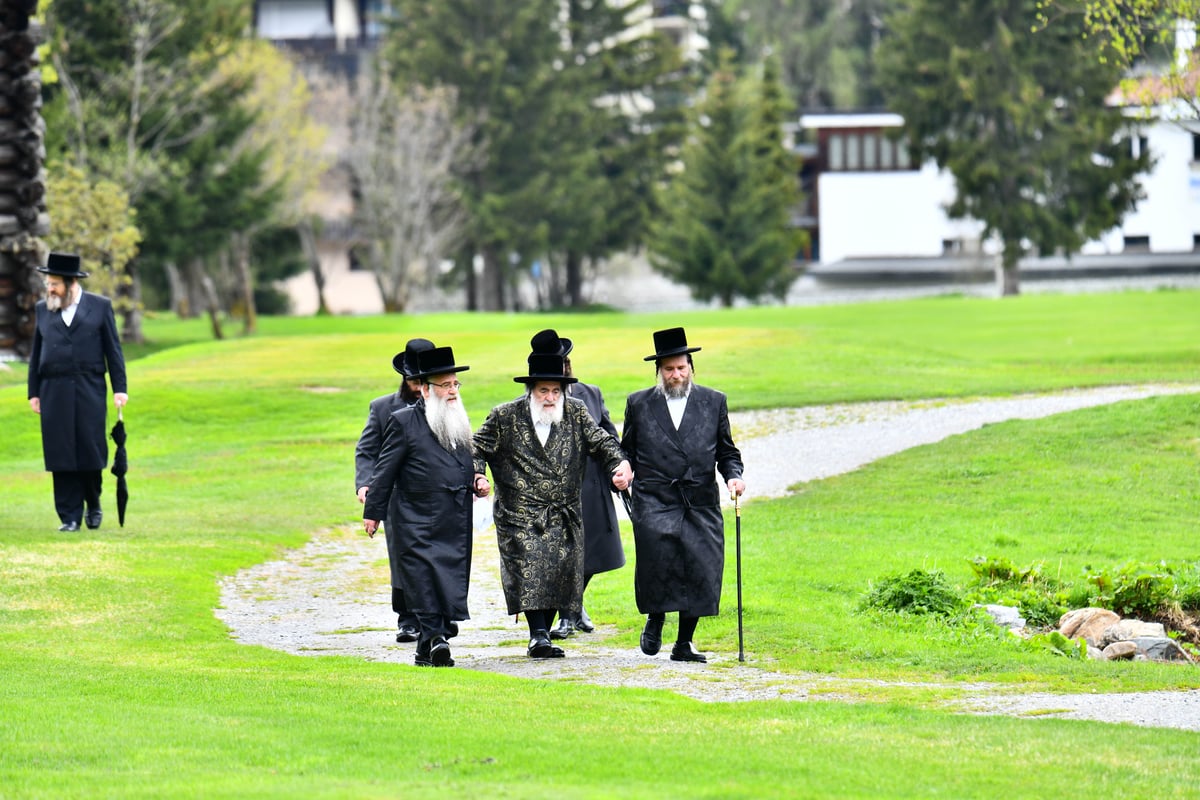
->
xmin=473 ymin=397 xmax=626 ymax=615
xmin=621 ymin=384 xmax=743 ymax=617
xmin=569 ymin=381 xmax=625 ymax=577
xmin=355 ymin=389 xmax=416 ymax=589
xmin=363 ymin=402 xmax=475 ymax=620
xmin=27 ymin=293 xmax=127 ymax=472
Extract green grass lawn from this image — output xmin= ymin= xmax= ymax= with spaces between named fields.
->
xmin=2 ymin=290 xmax=1199 ymax=798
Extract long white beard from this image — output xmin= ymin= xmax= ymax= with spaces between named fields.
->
xmin=657 ymin=372 xmax=693 ymax=400
xmin=46 ymin=292 xmax=63 ymax=311
xmin=426 ymin=390 xmax=473 ymax=452
xmin=530 ymin=395 xmax=564 ymax=426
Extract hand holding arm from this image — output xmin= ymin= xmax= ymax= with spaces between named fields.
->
xmin=473 ymin=473 xmax=491 ymax=498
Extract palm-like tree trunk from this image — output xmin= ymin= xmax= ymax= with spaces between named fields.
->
xmin=0 ymin=0 xmax=48 ymax=361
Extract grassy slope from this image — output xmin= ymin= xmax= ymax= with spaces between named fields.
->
xmin=1 ymin=291 xmax=1199 ymax=798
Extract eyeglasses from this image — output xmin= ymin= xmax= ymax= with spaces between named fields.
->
xmin=428 ymin=380 xmax=462 ymax=390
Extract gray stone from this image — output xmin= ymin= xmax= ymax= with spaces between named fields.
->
xmin=979 ymin=604 xmax=1026 ymax=631
xmin=1132 ymin=637 xmax=1194 ymax=664
xmin=1101 ymin=619 xmax=1166 ymax=646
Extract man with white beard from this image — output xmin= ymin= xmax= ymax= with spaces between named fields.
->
xmin=621 ymin=327 xmax=745 ymax=664
xmin=472 ymin=352 xmax=632 ymax=659
xmin=363 ymin=346 xmax=485 ymax=667
xmin=28 ymin=253 xmax=128 ymax=532
xmin=355 ymin=337 xmax=435 ymax=644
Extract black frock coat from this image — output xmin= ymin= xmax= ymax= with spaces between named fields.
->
xmin=473 ymin=397 xmax=626 ymax=616
xmin=27 ymin=293 xmax=127 ymax=472
xmin=620 ymin=384 xmax=743 ymax=617
xmin=568 ymin=381 xmax=625 ymax=577
xmin=355 ymin=389 xmax=416 ymax=589
xmin=363 ymin=402 xmax=475 ymax=620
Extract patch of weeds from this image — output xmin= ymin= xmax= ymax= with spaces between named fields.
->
xmin=1023 ymin=631 xmax=1087 ymax=659
xmin=861 ymin=569 xmax=967 ymax=618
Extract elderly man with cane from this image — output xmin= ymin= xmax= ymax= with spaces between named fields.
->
xmin=621 ymin=327 xmax=745 ymax=663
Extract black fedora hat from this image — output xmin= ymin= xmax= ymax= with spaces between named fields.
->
xmin=644 ymin=327 xmax=701 ymax=362
xmin=413 ymin=346 xmax=470 ymax=379
xmin=392 ymin=337 xmax=436 ymax=377
xmin=514 ymin=353 xmax=578 ymax=385
xmin=37 ymin=252 xmax=89 ymax=278
xmin=529 ymin=328 xmax=572 ymax=358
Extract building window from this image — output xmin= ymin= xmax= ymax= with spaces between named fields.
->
xmin=822 ymin=128 xmax=916 ymax=172
xmin=828 ymin=134 xmax=845 ymax=170
xmin=1123 ymin=235 xmax=1150 ymax=252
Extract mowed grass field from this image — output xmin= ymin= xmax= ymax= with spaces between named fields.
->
xmin=1 ymin=290 xmax=1199 ymax=798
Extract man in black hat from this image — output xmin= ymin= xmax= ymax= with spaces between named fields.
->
xmin=525 ymin=329 xmax=626 ymax=641
xmin=472 ymin=353 xmax=632 ymax=659
xmin=27 ymin=252 xmax=128 ymax=532
xmin=355 ymin=337 xmax=435 ymax=643
xmin=363 ymin=346 xmax=483 ymax=667
xmin=621 ymin=327 xmax=745 ymax=663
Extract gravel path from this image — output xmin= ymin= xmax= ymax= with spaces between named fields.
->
xmin=215 ymin=383 xmax=1200 ymax=728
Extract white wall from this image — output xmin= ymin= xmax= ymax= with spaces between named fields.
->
xmin=256 ymin=0 xmax=334 ymax=38
xmin=816 ymin=117 xmax=1199 ymax=264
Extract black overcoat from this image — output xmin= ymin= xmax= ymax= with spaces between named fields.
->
xmin=473 ymin=397 xmax=626 ymax=616
xmin=27 ymin=293 xmax=127 ymax=472
xmin=363 ymin=402 xmax=475 ymax=620
xmin=568 ymin=381 xmax=625 ymax=576
xmin=355 ymin=389 xmax=415 ymax=589
xmin=621 ymin=384 xmax=743 ymax=617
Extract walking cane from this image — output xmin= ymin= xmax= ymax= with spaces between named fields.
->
xmin=733 ymin=491 xmax=744 ymax=662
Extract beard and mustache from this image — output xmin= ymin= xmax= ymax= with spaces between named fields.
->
xmin=656 ymin=371 xmax=693 ymax=400
xmin=425 ymin=388 xmax=474 ymax=453
xmin=45 ymin=283 xmax=77 ymax=312
xmin=529 ymin=393 xmax=564 ymax=426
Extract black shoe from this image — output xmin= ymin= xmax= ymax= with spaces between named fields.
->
xmin=58 ymin=521 xmax=80 ymax=532
xmin=414 ymin=638 xmax=433 ymax=667
xmin=396 ymin=623 xmax=419 ymax=643
xmin=527 ymin=629 xmax=565 ymax=659
xmin=639 ymin=616 xmax=663 ymax=656
xmin=670 ymin=641 xmax=707 ymax=663
xmin=549 ymin=617 xmax=575 ymax=640
xmin=448 ymin=621 xmax=460 ymax=639
xmin=575 ymin=607 xmax=595 ymax=633
xmin=430 ymin=637 xmax=454 ymax=667
xmin=85 ymin=509 xmax=102 ymax=530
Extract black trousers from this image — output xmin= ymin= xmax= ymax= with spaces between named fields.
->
xmin=52 ymin=470 xmax=102 ymax=525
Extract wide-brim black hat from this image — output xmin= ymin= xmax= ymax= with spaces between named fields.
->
xmin=392 ymin=337 xmax=436 ymax=377
xmin=412 ymin=346 xmax=469 ymax=379
xmin=644 ymin=327 xmax=701 ymax=361
xmin=529 ymin=328 xmax=572 ymax=358
xmin=514 ymin=353 xmax=578 ymax=385
xmin=37 ymin=252 xmax=89 ymax=278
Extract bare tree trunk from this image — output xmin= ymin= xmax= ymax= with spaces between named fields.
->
xmin=232 ymin=232 xmax=257 ymax=335
xmin=481 ymin=245 xmax=506 ymax=311
xmin=565 ymin=250 xmax=584 ymax=308
xmin=165 ymin=260 xmax=187 ymax=316
xmin=189 ymin=257 xmax=223 ymax=339
xmin=997 ymin=247 xmax=1021 ymax=297
xmin=121 ymin=260 xmax=145 ymax=344
xmin=457 ymin=245 xmax=477 ymax=311
xmin=298 ymin=219 xmax=330 ymax=315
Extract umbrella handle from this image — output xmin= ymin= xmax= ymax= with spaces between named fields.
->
xmin=118 ymin=407 xmax=123 ymax=422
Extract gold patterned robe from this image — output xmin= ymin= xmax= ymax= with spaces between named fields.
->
xmin=473 ymin=397 xmax=626 ymax=615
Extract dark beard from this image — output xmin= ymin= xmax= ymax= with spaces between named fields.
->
xmin=656 ymin=373 xmax=692 ymax=399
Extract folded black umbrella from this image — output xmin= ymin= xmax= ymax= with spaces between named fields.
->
xmin=110 ymin=409 xmax=128 ymax=527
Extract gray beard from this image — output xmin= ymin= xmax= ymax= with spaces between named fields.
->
xmin=657 ymin=373 xmax=692 ymax=400
xmin=45 ymin=293 xmax=63 ymax=311
xmin=529 ymin=395 xmax=564 ymax=426
xmin=425 ymin=391 xmax=473 ymax=453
